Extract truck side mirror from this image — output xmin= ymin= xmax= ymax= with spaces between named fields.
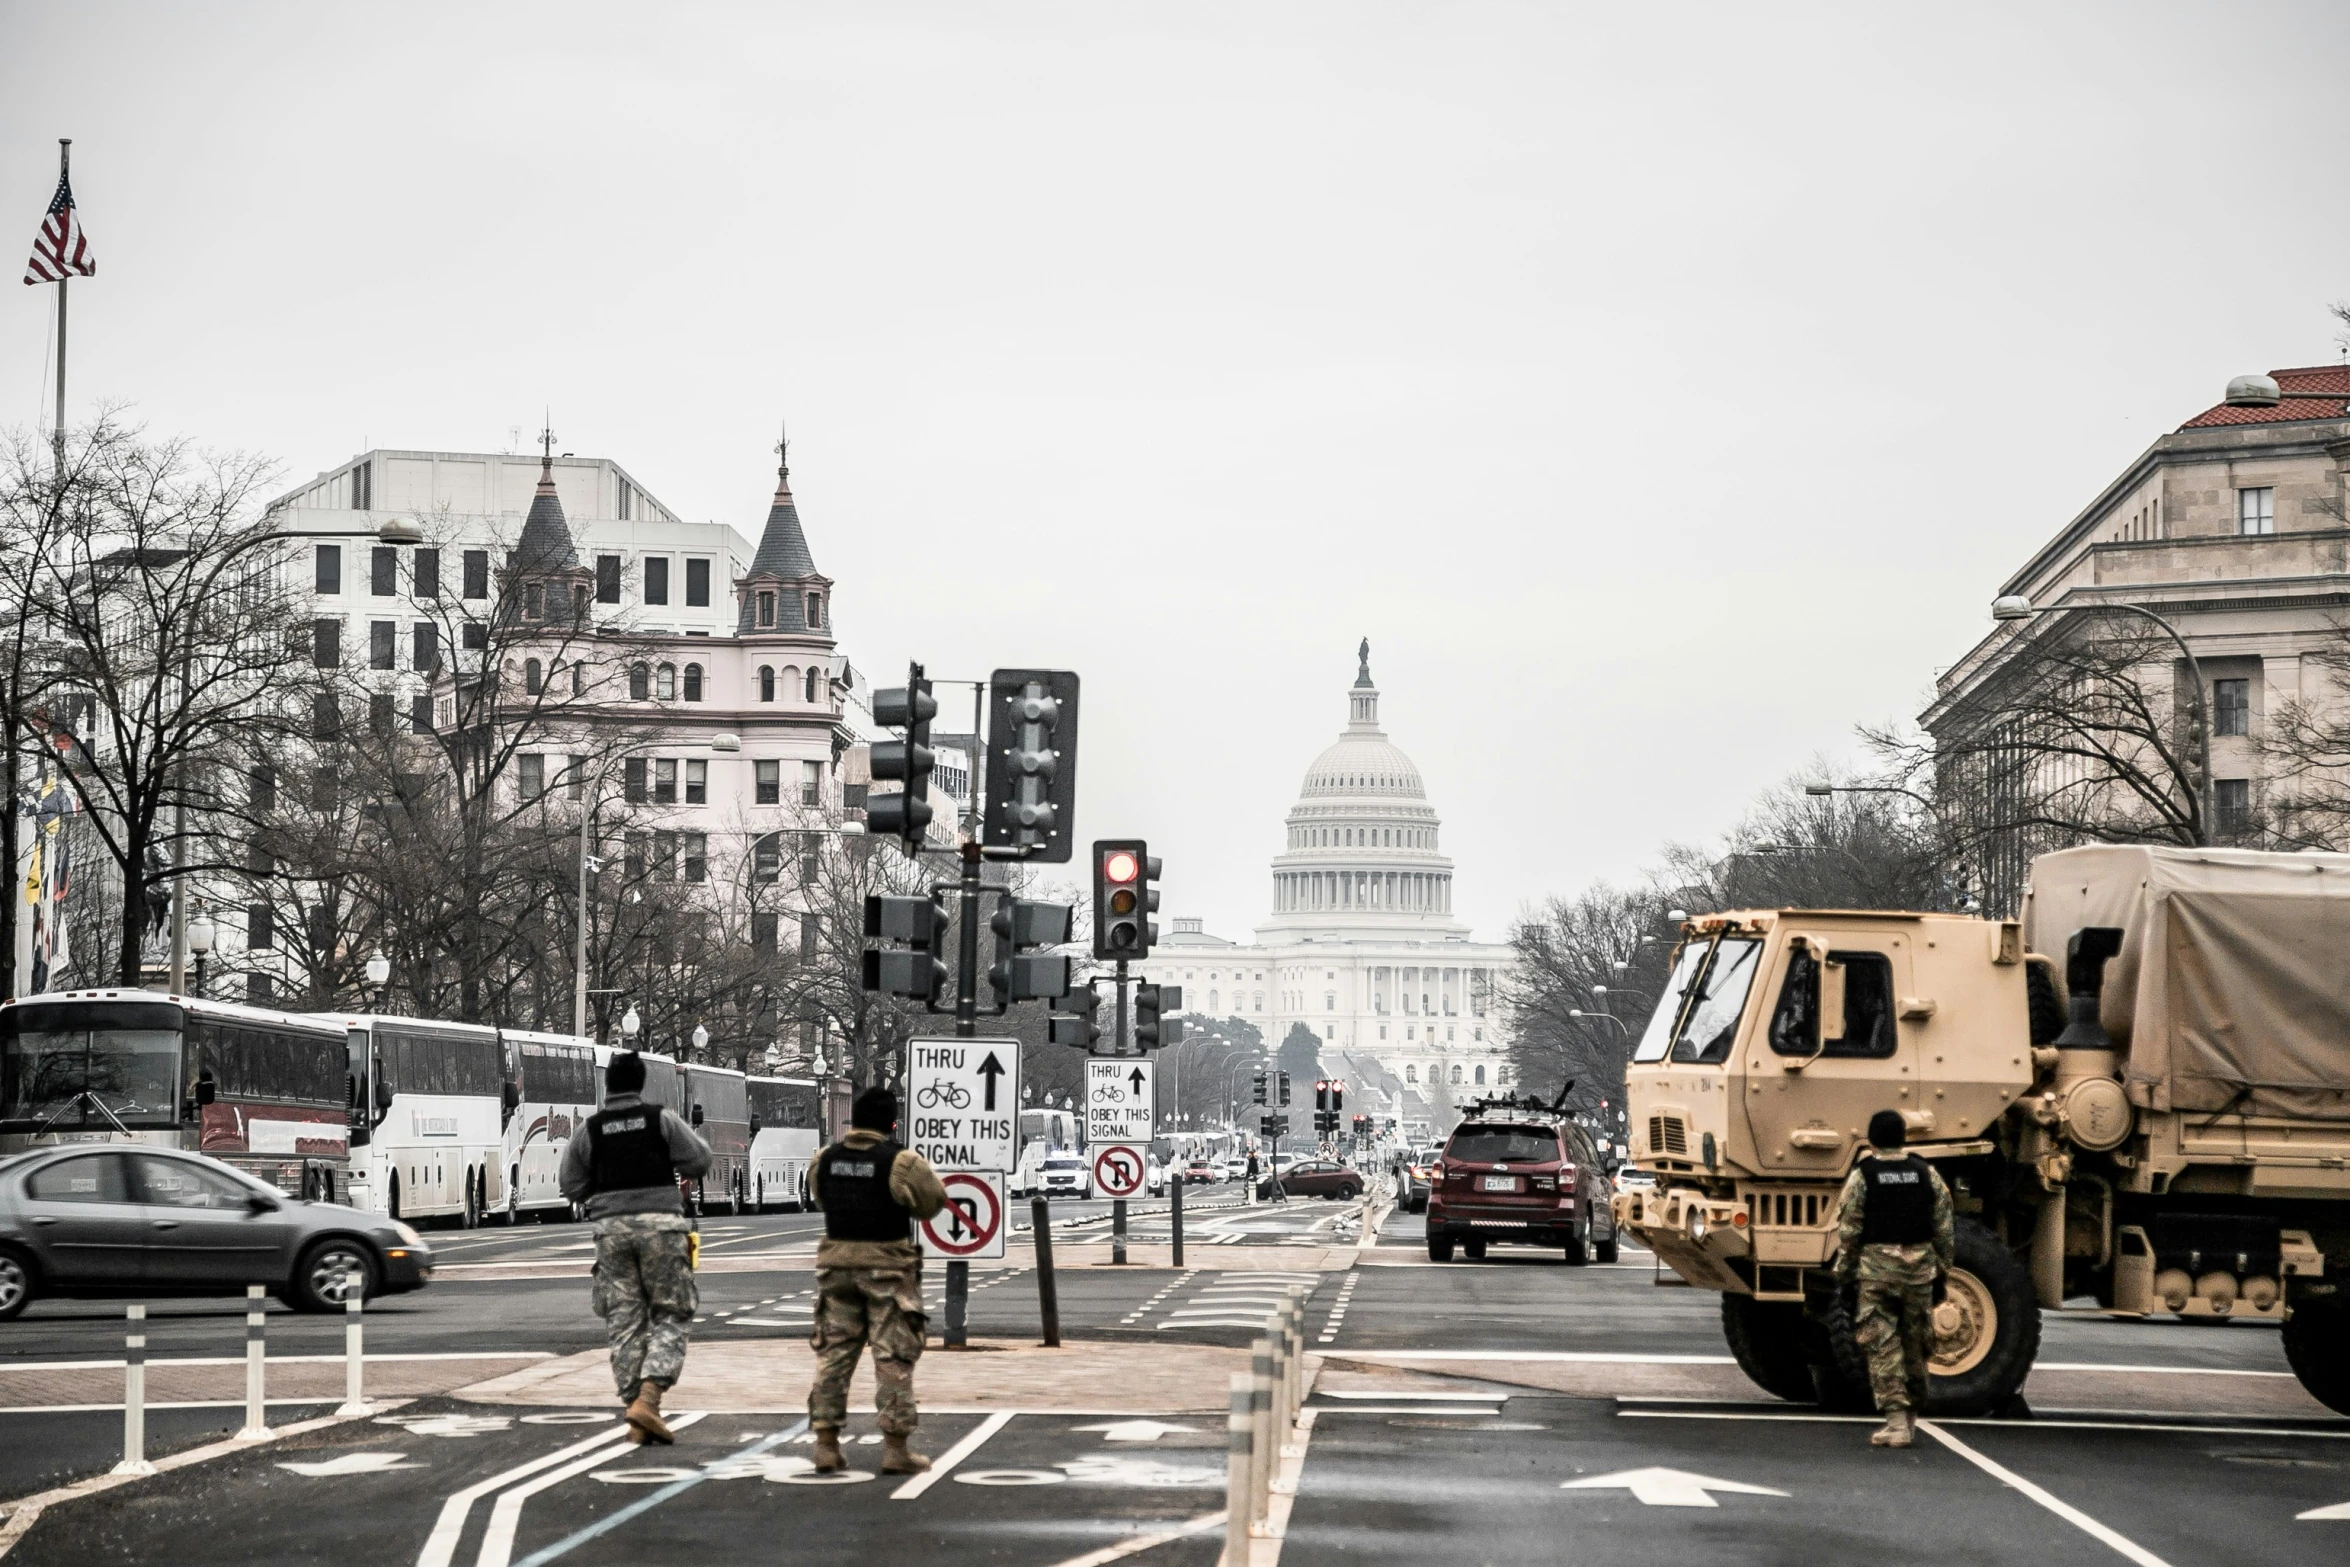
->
xmin=194 ymin=1074 xmax=217 ymax=1106
xmin=691 ymin=1103 xmax=706 ymax=1127
xmin=373 ymin=1079 xmax=394 ymax=1112
xmin=501 ymin=1081 xmax=521 ymax=1111
xmin=748 ymin=1118 xmax=762 ymax=1136
xmin=1817 ymin=956 xmax=1847 ymax=1046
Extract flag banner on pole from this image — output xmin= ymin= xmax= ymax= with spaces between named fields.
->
xmin=24 ymin=170 xmax=95 ymax=284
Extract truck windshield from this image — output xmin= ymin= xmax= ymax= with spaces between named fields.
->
xmin=1630 ymin=937 xmax=1765 ymax=1065
xmin=0 ymin=1002 xmax=185 ymax=1129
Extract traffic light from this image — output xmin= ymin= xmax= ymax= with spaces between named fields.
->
xmin=1135 ymin=983 xmax=1184 ymax=1049
xmin=1092 ymin=839 xmax=1161 ymax=960
xmin=865 ymin=662 xmax=938 ymax=852
xmin=1278 ymin=1072 xmax=1292 ymax=1107
xmin=983 ymin=670 xmax=1080 ymax=863
xmin=1252 ymin=1070 xmax=1267 ymax=1106
xmin=860 ymin=890 xmax=949 ymax=999
xmin=988 ymin=897 xmax=1074 ymax=1003
xmin=1049 ymin=986 xmax=1102 ymax=1049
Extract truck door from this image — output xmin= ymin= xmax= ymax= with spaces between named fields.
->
xmin=1740 ymin=931 xmax=1917 ymax=1181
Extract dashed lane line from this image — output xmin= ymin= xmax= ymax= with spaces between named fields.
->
xmin=476 ymin=1413 xmax=711 ymax=1567
xmin=1916 ymin=1419 xmax=2175 ymax=1567
xmin=416 ymin=1424 xmax=632 ymax=1567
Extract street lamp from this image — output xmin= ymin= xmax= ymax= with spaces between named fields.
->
xmin=185 ymin=903 xmax=215 ymax=999
xmin=576 ymin=733 xmax=742 ymax=1037
xmin=620 ymin=1004 xmax=641 ymax=1043
xmin=691 ymin=1022 xmax=710 ymax=1061
xmin=1990 ymin=594 xmax=2213 ymax=840
xmin=364 ymin=950 xmax=390 ymax=1011
xmin=1568 ymin=1009 xmax=1630 ymax=1035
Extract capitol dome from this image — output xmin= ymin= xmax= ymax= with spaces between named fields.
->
xmin=1262 ymin=640 xmax=1465 ymax=938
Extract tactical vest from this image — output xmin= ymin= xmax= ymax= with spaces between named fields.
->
xmin=1858 ymin=1153 xmax=1935 ymax=1246
xmin=820 ymin=1139 xmax=911 ymax=1243
xmin=587 ymin=1104 xmax=678 ymax=1196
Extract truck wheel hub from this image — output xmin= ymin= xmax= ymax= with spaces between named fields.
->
xmin=1930 ymin=1269 xmax=1995 ymax=1376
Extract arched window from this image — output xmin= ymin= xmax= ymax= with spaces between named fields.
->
xmin=656 ymin=663 xmax=676 ymax=700
xmin=1450 ymin=1064 xmax=1462 ymax=1085
xmin=572 ymin=661 xmax=586 ymax=696
xmin=780 ymin=665 xmax=799 ymax=702
xmin=1474 ymin=1064 xmax=1486 ymax=1085
xmin=1208 ymin=990 xmax=1219 ymax=1012
xmin=682 ymin=663 xmax=703 ymax=702
xmin=628 ymin=662 xmax=650 ymax=701
xmin=757 ymin=666 xmax=775 ymax=702
xmin=524 ymin=658 xmax=542 ymax=695
xmin=805 ymin=667 xmax=821 ymax=702
xmin=1405 ymin=1064 xmax=1417 ymax=1083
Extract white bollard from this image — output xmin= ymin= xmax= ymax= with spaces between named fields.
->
xmin=335 ymin=1287 xmax=370 ymax=1417
xmin=1248 ymin=1337 xmax=1275 ymax=1529
xmin=236 ymin=1284 xmax=272 ymax=1441
xmin=111 ymin=1304 xmax=155 ymax=1476
xmin=1223 ymin=1372 xmax=1254 ymax=1567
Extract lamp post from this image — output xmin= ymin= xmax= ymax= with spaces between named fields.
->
xmin=185 ymin=903 xmax=215 ymax=999
xmin=1990 ymin=594 xmax=2213 ymax=842
xmin=691 ymin=1022 xmax=709 ymax=1063
xmin=576 ymin=734 xmax=741 ymax=1038
xmin=619 ymin=1004 xmax=640 ymax=1047
xmin=363 ymin=950 xmax=390 ymax=1013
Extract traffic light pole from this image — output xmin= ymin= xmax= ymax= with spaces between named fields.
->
xmin=1111 ymin=957 xmax=1130 ymax=1265
xmin=943 ymin=837 xmax=984 ymax=1347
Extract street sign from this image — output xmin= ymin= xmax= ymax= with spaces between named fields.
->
xmin=919 ymin=1170 xmax=1006 ymax=1259
xmin=1091 ymin=1142 xmax=1147 ymax=1199
xmin=1085 ymin=1058 xmax=1153 ymax=1145
xmin=903 ymin=1037 xmax=1020 ymax=1174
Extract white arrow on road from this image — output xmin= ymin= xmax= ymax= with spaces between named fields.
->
xmin=2298 ymin=1499 xmax=2350 ymax=1520
xmin=1560 ymin=1467 xmax=1790 ymax=1508
xmin=278 ymin=1452 xmax=426 ymax=1477
xmin=1073 ymin=1420 xmax=1202 ymax=1443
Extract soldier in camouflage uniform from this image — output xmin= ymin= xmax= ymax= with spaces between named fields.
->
xmin=559 ymin=1051 xmax=712 ymax=1444
xmin=807 ymin=1086 xmax=948 ymax=1476
xmin=1833 ymin=1108 xmax=1954 ymax=1449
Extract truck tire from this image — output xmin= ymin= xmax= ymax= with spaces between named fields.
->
xmin=1561 ymin=1216 xmax=1589 ymax=1266
xmin=1427 ymin=1234 xmax=1455 ymax=1262
xmin=2282 ymin=1296 xmax=2350 ymax=1416
xmin=1721 ymin=1295 xmax=1818 ymax=1403
xmin=1813 ymin=1219 xmax=2041 ymax=1417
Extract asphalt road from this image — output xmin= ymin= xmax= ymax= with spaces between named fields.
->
xmin=1 ymin=1181 xmax=2340 ymax=1564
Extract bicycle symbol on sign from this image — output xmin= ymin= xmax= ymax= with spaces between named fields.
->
xmin=916 ymin=1081 xmax=971 ymax=1111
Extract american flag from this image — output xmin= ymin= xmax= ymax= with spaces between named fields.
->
xmin=23 ymin=171 xmax=95 ymax=285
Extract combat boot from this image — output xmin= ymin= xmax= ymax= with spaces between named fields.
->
xmin=810 ymin=1426 xmax=845 ymax=1473
xmin=880 ymin=1433 xmax=932 ymax=1475
xmin=1869 ymin=1408 xmax=1914 ymax=1449
xmin=624 ymin=1380 xmax=674 ymax=1446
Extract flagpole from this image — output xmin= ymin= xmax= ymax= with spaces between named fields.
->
xmin=51 ymin=140 xmax=69 ymax=466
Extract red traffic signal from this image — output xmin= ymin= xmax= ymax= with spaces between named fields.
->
xmin=1102 ymin=849 xmax=1140 ymax=883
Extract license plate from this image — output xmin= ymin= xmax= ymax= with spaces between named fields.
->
xmin=1480 ymin=1175 xmax=1520 ymax=1193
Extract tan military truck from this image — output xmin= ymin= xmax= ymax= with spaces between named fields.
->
xmin=1611 ymin=843 xmax=2349 ymax=1417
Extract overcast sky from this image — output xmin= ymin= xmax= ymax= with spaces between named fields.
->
xmin=6 ymin=2 xmax=2348 ymax=943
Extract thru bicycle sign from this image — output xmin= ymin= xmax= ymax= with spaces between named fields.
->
xmin=904 ymin=1037 xmax=1020 ymax=1173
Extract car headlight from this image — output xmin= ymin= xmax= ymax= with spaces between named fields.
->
xmin=390 ymin=1221 xmax=426 ymax=1248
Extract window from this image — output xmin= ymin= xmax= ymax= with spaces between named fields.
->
xmin=756 ymin=590 xmax=776 ymax=629
xmin=245 ymin=973 xmax=274 ymax=1005
xmin=644 ymin=558 xmax=670 ymax=605
xmin=1325 ymin=993 xmax=1335 ymax=1011
xmin=315 ymin=545 xmax=341 ymax=594
xmin=685 ymin=559 xmax=710 ymax=607
xmin=800 ymin=834 xmax=821 ymax=884
xmin=246 ymin=903 xmax=276 ymax=951
xmin=523 ymin=582 xmax=543 ymax=620
xmin=311 ymin=619 xmax=341 ymax=668
xmin=805 ymin=667 xmax=821 ymax=703
xmin=1474 ymin=1064 xmax=1485 ymax=1085
xmin=758 ymin=666 xmax=775 ymax=702
xmin=806 ymin=593 xmax=823 ymax=628
xmin=756 ymin=761 xmax=780 ymax=805
xmin=461 ymin=621 xmax=487 ymax=650
xmin=519 ymin=754 xmax=544 ymax=801
xmin=28 ymin=1152 xmax=128 ymax=1204
xmin=656 ymin=663 xmax=676 ymax=701
xmin=567 ymin=755 xmax=586 ymax=800
xmin=623 ymin=832 xmax=645 ymax=880
xmin=312 ymin=692 xmax=340 ymax=739
xmin=2215 ymin=677 xmax=2250 ymax=737
xmin=624 ymin=757 xmax=648 ymax=804
xmin=414 ymin=549 xmax=439 ymax=599
xmin=411 ymin=693 xmax=433 ymax=734
xmin=2238 ymin=486 xmax=2275 ymax=536
xmin=800 ymin=916 xmax=820 ymax=962
xmin=651 ymin=831 xmax=677 ymax=880
xmin=369 ymin=621 xmax=395 ymax=670
xmin=248 ymin=765 xmax=276 ymax=813
xmin=305 ymin=904 xmax=334 ymax=952
xmin=2216 ymin=778 xmax=2252 ymax=835
xmin=1766 ymin=948 xmax=1897 ymax=1059
xmin=371 ymin=547 xmax=397 ymax=596
xmin=629 ymin=662 xmax=650 ymax=701
xmin=654 ymin=758 xmax=677 ymax=804
xmin=752 ymin=832 xmax=781 ymax=884
xmin=683 ymin=663 xmax=703 ymax=701
xmin=310 ymin=767 xmax=338 ymax=812
xmin=800 ymin=760 xmax=822 ymax=806
xmin=571 ymin=661 xmax=585 ymax=696
xmin=524 ymin=658 xmax=543 ymax=695
xmin=596 ymin=555 xmax=621 ymax=604
xmin=683 ymin=833 xmax=707 ymax=883
xmin=751 ymin=911 xmax=778 ymax=950
xmin=462 ymin=549 xmax=489 ymax=598
xmin=685 ymin=759 xmax=707 ymax=804
xmin=412 ymin=623 xmax=438 ymax=672
xmin=368 ymin=692 xmax=395 ymax=736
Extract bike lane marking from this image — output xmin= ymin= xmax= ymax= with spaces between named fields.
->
xmin=415 ymin=1424 xmax=629 ymax=1567
xmin=889 ymin=1408 xmax=1016 ymax=1499
xmin=505 ymin=1418 xmax=809 ymax=1567
xmin=1916 ymin=1419 xmax=2175 ymax=1567
xmin=476 ymin=1413 xmax=709 ymax=1567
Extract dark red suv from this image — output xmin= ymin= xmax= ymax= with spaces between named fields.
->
xmin=1425 ymin=1112 xmax=1618 ymax=1264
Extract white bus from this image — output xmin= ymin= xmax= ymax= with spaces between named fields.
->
xmin=681 ymin=1060 xmax=750 ymax=1214
xmin=342 ymin=1014 xmax=509 ymax=1225
xmin=499 ymin=1029 xmax=599 ymax=1222
xmin=746 ymin=1076 xmax=822 ymax=1212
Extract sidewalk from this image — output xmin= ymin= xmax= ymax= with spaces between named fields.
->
xmin=459 ymin=1336 xmax=1302 ymax=1415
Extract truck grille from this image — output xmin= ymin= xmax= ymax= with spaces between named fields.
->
xmin=1756 ymin=1191 xmax=1824 ymax=1227
xmin=1648 ymin=1115 xmax=1688 ymax=1156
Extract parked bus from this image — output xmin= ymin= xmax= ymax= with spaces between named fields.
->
xmin=746 ymin=1076 xmax=821 ymax=1211
xmin=681 ymin=1060 xmax=750 ymax=1213
xmin=0 ymin=991 xmax=349 ymax=1199
xmin=499 ymin=1029 xmax=599 ymax=1222
xmin=342 ymin=1014 xmax=509 ymax=1225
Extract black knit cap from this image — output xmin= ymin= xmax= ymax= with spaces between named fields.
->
xmin=607 ymin=1051 xmax=646 ymax=1094
xmin=1867 ymin=1109 xmax=1907 ymax=1149
xmin=852 ymin=1086 xmax=898 ymax=1132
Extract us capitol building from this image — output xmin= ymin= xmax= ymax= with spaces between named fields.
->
xmin=1134 ymin=642 xmax=1516 ymax=1136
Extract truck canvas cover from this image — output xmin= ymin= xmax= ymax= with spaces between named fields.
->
xmin=2025 ymin=844 xmax=2350 ymax=1121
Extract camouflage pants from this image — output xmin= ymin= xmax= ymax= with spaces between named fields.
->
xmin=808 ymin=1262 xmax=926 ymax=1435
xmin=591 ymin=1214 xmax=698 ymax=1398
xmin=1853 ymin=1242 xmax=1939 ymax=1414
